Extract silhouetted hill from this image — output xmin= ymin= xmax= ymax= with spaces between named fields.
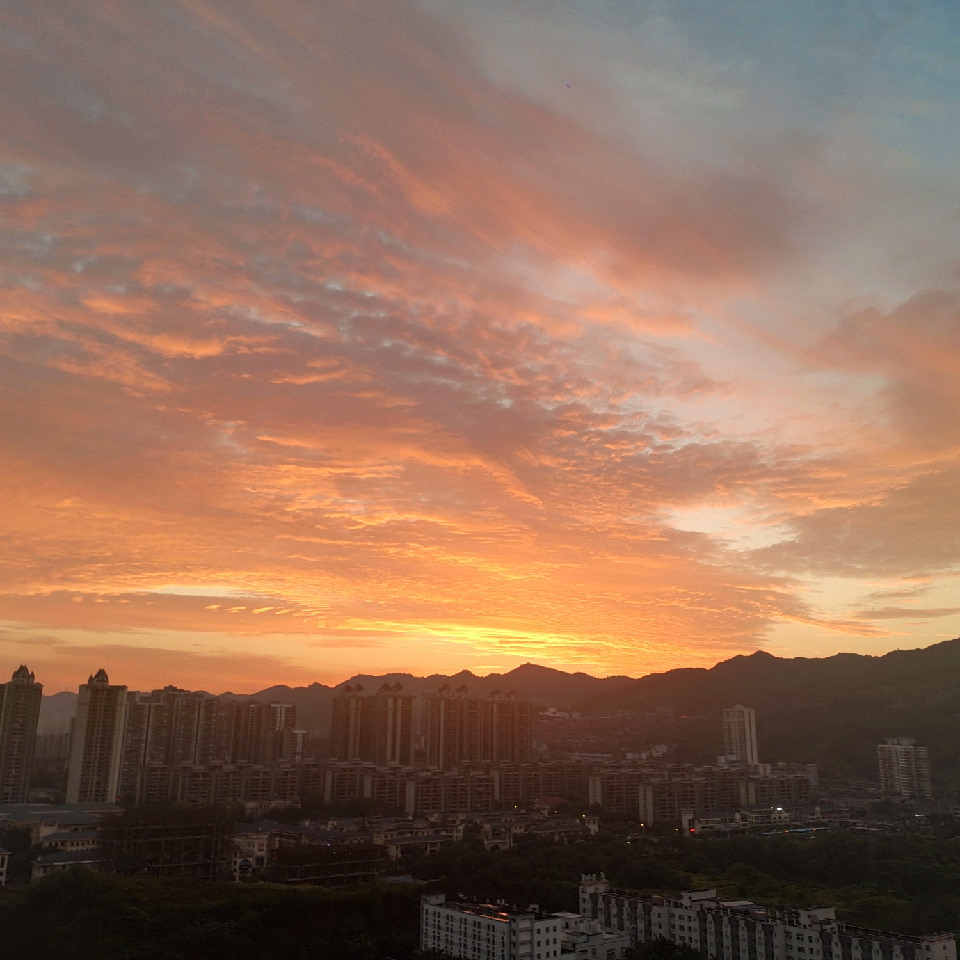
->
xmin=572 ymin=639 xmax=960 ymax=786
xmin=218 ymin=682 xmax=336 ymax=733
xmin=37 ymin=640 xmax=960 ymax=788
xmin=37 ymin=690 xmax=78 ymax=734
xmin=223 ymin=665 xmax=628 ymax=739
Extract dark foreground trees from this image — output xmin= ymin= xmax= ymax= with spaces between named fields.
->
xmin=624 ymin=941 xmax=706 ymax=960
xmin=6 ymin=826 xmax=960 ymax=958
xmin=0 ymin=868 xmax=423 ymax=960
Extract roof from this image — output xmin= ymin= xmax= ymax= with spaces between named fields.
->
xmin=0 ymin=802 xmax=121 ymax=825
xmin=33 ymin=850 xmax=100 ymax=866
xmin=42 ymin=830 xmax=99 ymax=842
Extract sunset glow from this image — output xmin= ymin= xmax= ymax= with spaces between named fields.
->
xmin=3 ymin=1 xmax=960 ymax=692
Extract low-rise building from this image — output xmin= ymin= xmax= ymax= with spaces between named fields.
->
xmin=0 ymin=801 xmax=121 ymax=845
xmin=41 ymin=829 xmax=99 ymax=852
xmin=232 ymin=821 xmax=272 ymax=880
xmin=31 ymin=849 xmax=100 ymax=880
xmin=579 ymin=875 xmax=957 ymax=960
xmin=420 ymin=893 xmax=629 ymax=960
xmin=98 ymin=813 xmax=233 ymax=880
xmin=263 ymin=841 xmax=385 ymax=885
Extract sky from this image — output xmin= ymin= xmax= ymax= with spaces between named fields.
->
xmin=2 ymin=0 xmax=960 ymax=694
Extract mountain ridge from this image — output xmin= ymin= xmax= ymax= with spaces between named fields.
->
xmin=34 ymin=639 xmax=960 ymax=785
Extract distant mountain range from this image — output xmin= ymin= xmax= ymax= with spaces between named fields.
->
xmin=570 ymin=639 xmax=960 ymax=785
xmin=37 ymin=663 xmax=628 ymax=735
xmin=36 ymin=639 xmax=960 ymax=788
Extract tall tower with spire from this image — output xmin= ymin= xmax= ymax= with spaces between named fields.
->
xmin=0 ymin=665 xmax=43 ymax=803
xmin=66 ymin=669 xmax=128 ymax=804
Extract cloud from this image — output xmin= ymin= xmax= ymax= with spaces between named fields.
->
xmin=2 ymin=0 xmax=960 ymax=688
xmin=817 ymin=288 xmax=960 ymax=451
xmin=0 ymin=631 xmax=303 ymax=694
xmin=852 ymin=607 xmax=960 ymax=621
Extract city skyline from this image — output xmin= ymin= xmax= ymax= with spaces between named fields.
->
xmin=3 ymin=1 xmax=960 ymax=694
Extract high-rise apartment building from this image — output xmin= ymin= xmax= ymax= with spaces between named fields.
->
xmin=426 ymin=686 xmax=482 ymax=770
xmin=267 ymin=701 xmax=298 ymax=764
xmin=331 ymin=683 xmax=413 ymax=765
xmin=66 ymin=669 xmax=128 ymax=803
xmin=425 ymin=687 xmax=532 ymax=769
xmin=722 ymin=704 xmax=759 ymax=766
xmin=227 ymin=699 xmax=299 ymax=765
xmin=119 ymin=686 xmax=230 ymax=803
xmin=877 ymin=738 xmax=932 ymax=802
xmin=0 ymin=665 xmax=43 ymax=803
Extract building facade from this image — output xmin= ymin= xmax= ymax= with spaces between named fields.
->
xmin=425 ymin=687 xmax=532 ymax=769
xmin=722 ymin=705 xmax=759 ymax=766
xmin=877 ymin=738 xmax=932 ymax=802
xmin=119 ymin=686 xmax=230 ymax=803
xmin=587 ymin=762 xmax=817 ymax=821
xmin=420 ymin=892 xmax=624 ymax=960
xmin=331 ymin=683 xmax=414 ymax=765
xmin=66 ymin=669 xmax=128 ymax=803
xmin=0 ymin=665 xmax=43 ymax=803
xmin=579 ymin=876 xmax=956 ymax=960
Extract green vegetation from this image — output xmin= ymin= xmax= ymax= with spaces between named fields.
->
xmin=405 ymin=823 xmax=960 ymax=935
xmin=6 ymin=824 xmax=960 ymax=956
xmin=0 ymin=869 xmax=424 ymax=960
xmin=0 ymin=824 xmax=38 ymax=882
xmin=624 ymin=942 xmax=706 ymax=960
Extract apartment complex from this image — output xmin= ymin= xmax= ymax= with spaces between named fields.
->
xmin=579 ymin=876 xmax=956 ymax=960
xmin=877 ymin=738 xmax=932 ymax=802
xmin=114 ymin=686 xmax=301 ymax=805
xmin=120 ymin=687 xmax=226 ymax=803
xmin=330 ymin=684 xmax=533 ymax=770
xmin=10 ymin=673 xmax=826 ymax=818
xmin=0 ymin=665 xmax=43 ymax=803
xmin=68 ymin=673 xmax=302 ymax=806
xmin=589 ymin=762 xmax=818 ymax=821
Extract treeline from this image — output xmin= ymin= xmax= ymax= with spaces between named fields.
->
xmin=405 ymin=823 xmax=960 ymax=935
xmin=6 ymin=824 xmax=960 ymax=956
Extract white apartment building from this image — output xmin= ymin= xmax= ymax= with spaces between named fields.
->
xmin=579 ymin=876 xmax=956 ymax=960
xmin=877 ymin=739 xmax=933 ymax=802
xmin=723 ymin=705 xmax=759 ymax=767
xmin=420 ymin=893 xmax=629 ymax=960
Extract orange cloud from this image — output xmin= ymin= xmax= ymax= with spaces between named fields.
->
xmin=2 ymin=0 xmax=960 ymax=692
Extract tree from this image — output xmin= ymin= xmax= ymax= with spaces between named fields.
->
xmin=624 ymin=939 xmax=706 ymax=960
